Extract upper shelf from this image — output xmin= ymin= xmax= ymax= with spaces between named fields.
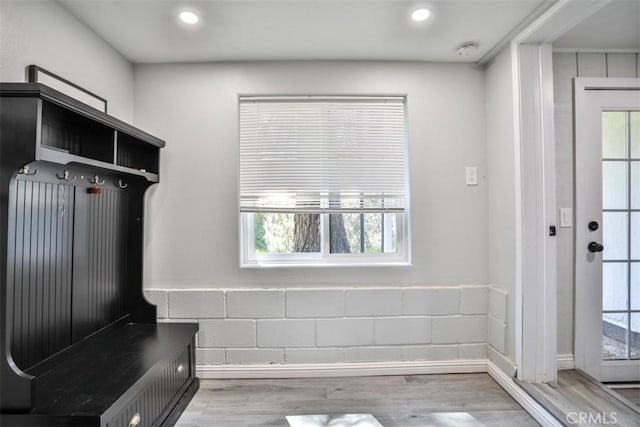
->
xmin=0 ymin=83 xmax=164 ymax=182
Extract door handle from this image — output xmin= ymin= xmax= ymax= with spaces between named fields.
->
xmin=588 ymin=242 xmax=604 ymax=253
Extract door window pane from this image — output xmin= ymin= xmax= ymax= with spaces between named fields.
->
xmin=603 ymin=112 xmax=628 ymax=158
xmin=632 ymin=263 xmax=640 ymax=310
xmin=603 ymin=212 xmax=628 ymax=260
xmin=602 ymin=161 xmax=628 ymax=209
xmin=632 ymin=212 xmax=640 ymax=260
xmin=631 ymin=313 xmax=640 ymax=360
xmin=632 ymin=161 xmax=640 ymax=209
xmin=603 ymin=263 xmax=628 ymax=311
xmin=603 ymin=312 xmax=628 ymax=360
xmin=631 ymin=112 xmax=640 ymax=158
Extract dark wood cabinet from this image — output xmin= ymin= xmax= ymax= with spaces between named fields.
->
xmin=0 ymin=83 xmax=198 ymax=426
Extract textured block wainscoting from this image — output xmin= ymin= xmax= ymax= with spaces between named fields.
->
xmin=144 ymin=286 xmax=493 ymax=368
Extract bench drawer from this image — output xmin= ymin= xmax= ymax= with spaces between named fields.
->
xmin=106 ymin=345 xmax=192 ymax=427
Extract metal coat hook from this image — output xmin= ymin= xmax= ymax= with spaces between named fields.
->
xmin=57 ymin=170 xmax=76 ymax=181
xmin=116 ymin=179 xmax=128 ymax=189
xmin=90 ymin=175 xmax=105 ymax=185
xmin=19 ymin=165 xmax=37 ymax=176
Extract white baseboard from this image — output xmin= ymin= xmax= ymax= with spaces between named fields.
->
xmin=556 ymin=353 xmax=574 ymax=370
xmin=197 ymin=359 xmax=487 ymax=379
xmin=487 ymin=345 xmax=517 ymax=377
xmin=487 ymin=361 xmax=562 ymax=427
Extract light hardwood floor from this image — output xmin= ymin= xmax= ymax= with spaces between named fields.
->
xmin=176 ymin=373 xmax=539 ymax=426
xmin=518 ymin=370 xmax=640 ymax=427
xmin=610 ymin=387 xmax=639 ymax=409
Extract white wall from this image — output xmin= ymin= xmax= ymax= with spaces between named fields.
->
xmin=134 ymin=61 xmax=488 ymax=289
xmin=0 ymin=0 xmax=134 ymax=122
xmin=553 ymin=52 xmax=639 ymax=356
xmin=484 ymin=47 xmax=517 ymax=367
xmin=146 ymin=286 xmax=489 ymax=365
xmin=135 ymin=61 xmax=490 ymax=365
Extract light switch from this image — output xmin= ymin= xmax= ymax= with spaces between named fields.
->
xmin=559 ymin=208 xmax=572 ymax=228
xmin=466 ymin=167 xmax=478 ymax=186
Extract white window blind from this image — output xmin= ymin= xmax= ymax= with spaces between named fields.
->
xmin=239 ymin=96 xmax=407 ymax=213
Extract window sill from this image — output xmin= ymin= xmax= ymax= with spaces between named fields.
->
xmin=240 ymin=260 xmax=412 ymax=269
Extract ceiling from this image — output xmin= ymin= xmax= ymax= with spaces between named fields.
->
xmin=59 ymin=0 xmax=548 ymax=63
xmin=554 ymin=0 xmax=640 ymax=50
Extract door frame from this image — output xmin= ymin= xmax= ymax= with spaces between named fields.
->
xmin=509 ymin=0 xmax=613 ymax=383
xmin=574 ymin=77 xmax=640 ymax=381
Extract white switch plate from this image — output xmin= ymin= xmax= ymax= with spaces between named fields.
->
xmin=559 ymin=208 xmax=572 ymax=227
xmin=466 ymin=167 xmax=478 ymax=186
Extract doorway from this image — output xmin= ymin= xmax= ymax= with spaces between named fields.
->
xmin=574 ymin=78 xmax=640 ymax=382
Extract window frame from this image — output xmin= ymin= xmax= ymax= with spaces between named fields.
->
xmin=240 ymin=212 xmax=409 ymax=267
xmin=238 ymin=95 xmax=410 ymax=268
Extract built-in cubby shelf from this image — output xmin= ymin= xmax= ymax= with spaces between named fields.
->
xmin=41 ymin=100 xmax=114 ymax=163
xmin=117 ymin=131 xmax=160 ymax=174
xmin=1 ymin=82 xmax=164 ymax=182
xmin=1 ymin=83 xmax=197 ymax=425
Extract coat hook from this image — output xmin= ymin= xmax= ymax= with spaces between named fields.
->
xmin=116 ymin=179 xmax=128 ymax=189
xmin=56 ymin=170 xmax=76 ymax=181
xmin=19 ymin=165 xmax=37 ymax=176
xmin=90 ymin=175 xmax=105 ymax=185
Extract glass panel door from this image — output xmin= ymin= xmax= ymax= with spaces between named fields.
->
xmin=601 ymin=111 xmax=640 ymax=361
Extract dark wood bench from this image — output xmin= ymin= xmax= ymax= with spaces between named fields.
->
xmin=0 ymin=83 xmax=198 ymax=427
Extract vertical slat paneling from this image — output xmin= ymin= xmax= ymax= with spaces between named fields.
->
xmin=9 ymin=179 xmax=75 ymax=371
xmin=607 ymin=53 xmax=637 ymax=78
xmin=42 ymin=183 xmax=52 ymax=360
xmin=35 ymin=182 xmax=46 ymax=363
xmin=63 ymin=184 xmax=73 ymax=350
xmin=12 ymin=180 xmax=26 ymax=366
xmin=28 ymin=181 xmax=40 ymax=368
xmin=577 ymin=52 xmax=607 ymax=77
xmin=84 ymin=188 xmax=128 ymax=333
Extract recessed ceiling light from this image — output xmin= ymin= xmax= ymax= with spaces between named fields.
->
xmin=411 ymin=8 xmax=431 ymax=22
xmin=178 ymin=10 xmax=199 ymax=25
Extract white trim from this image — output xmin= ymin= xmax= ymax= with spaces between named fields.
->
xmin=556 ymin=354 xmax=575 ymax=370
xmin=540 ymin=44 xmax=558 ymax=384
xmin=510 ymin=37 xmax=525 ymax=384
xmin=514 ymin=0 xmax=612 ymax=46
xmin=477 ymin=1 xmax=557 ymax=65
xmin=510 ymin=0 xmax=570 ymax=44
xmin=512 ymin=43 xmax=558 ymax=383
xmin=487 ymin=361 xmax=563 ymax=427
xmin=488 ymin=346 xmax=517 ymax=377
xmin=197 ymin=359 xmax=487 ymax=379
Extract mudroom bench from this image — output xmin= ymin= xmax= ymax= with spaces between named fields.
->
xmin=0 ymin=83 xmax=198 ymax=426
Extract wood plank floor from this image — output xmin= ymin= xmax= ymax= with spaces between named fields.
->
xmin=606 ymin=385 xmax=640 ymax=409
xmin=176 ymin=373 xmax=539 ymax=426
xmin=518 ymin=370 xmax=640 ymax=427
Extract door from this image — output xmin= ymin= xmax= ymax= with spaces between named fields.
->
xmin=575 ymin=78 xmax=640 ymax=381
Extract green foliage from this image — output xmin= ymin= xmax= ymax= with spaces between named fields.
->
xmin=254 ymin=213 xmax=267 ymax=253
xmin=254 ymin=213 xmax=296 ymax=254
xmin=254 ymin=212 xmax=397 ymax=255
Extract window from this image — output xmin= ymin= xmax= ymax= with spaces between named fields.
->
xmin=239 ymin=96 xmax=409 ymax=266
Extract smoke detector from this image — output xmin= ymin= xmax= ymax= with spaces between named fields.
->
xmin=456 ymin=42 xmax=479 ymax=57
